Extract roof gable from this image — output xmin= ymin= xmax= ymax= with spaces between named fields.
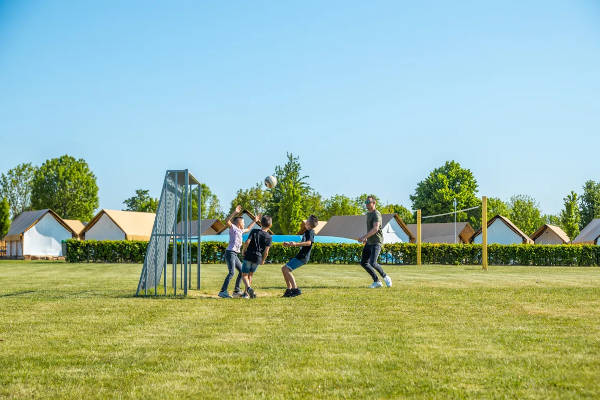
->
xmin=471 ymin=215 xmax=533 ymax=244
xmin=406 ymin=222 xmax=474 ymax=244
xmin=572 ymin=219 xmax=600 ymax=244
xmin=4 ymin=209 xmax=76 ymax=241
xmin=530 ymin=224 xmax=570 ymax=244
xmin=82 ymin=210 xmax=156 ymax=241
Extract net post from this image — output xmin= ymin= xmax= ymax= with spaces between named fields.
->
xmin=482 ymin=196 xmax=488 ymax=271
xmin=417 ymin=209 xmax=422 ymax=266
xmin=197 ymin=184 xmax=201 ymax=290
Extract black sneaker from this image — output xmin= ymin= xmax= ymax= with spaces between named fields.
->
xmin=282 ymin=289 xmax=293 ymax=297
xmin=289 ymin=288 xmax=302 ymax=297
xmin=247 ymin=287 xmax=256 ymax=298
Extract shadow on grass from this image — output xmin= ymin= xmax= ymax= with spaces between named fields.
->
xmin=0 ymin=290 xmax=37 ymax=297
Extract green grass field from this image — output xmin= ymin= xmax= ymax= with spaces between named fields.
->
xmin=1 ymin=260 xmax=599 ymax=399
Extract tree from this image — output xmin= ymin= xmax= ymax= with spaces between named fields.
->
xmin=0 ymin=163 xmax=36 ymax=218
xmin=560 ymin=191 xmax=580 ymax=240
xmin=0 ymin=198 xmax=10 ymax=238
xmin=265 ymin=153 xmax=311 ymax=233
xmin=508 ymin=195 xmax=545 ymax=236
xmin=380 ymin=203 xmax=415 ymax=223
xmin=580 ymin=180 xmax=600 ymax=230
xmin=177 ymin=183 xmax=223 ymax=221
xmin=228 ymin=183 xmax=272 ymax=216
xmin=123 ymin=189 xmax=159 ymax=213
xmin=303 ymin=191 xmax=325 ymax=220
xmin=31 ymin=155 xmax=99 ymax=221
xmin=543 ymin=214 xmax=561 ymax=226
xmin=487 ymin=197 xmax=510 ymax=219
xmin=321 ymin=194 xmax=363 ymax=220
xmin=409 ymin=161 xmax=480 ymax=226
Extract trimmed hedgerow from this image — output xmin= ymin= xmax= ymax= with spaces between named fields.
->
xmin=64 ymin=239 xmax=600 ymax=266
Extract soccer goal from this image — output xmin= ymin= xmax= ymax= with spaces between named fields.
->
xmin=136 ymin=169 xmax=202 ymax=296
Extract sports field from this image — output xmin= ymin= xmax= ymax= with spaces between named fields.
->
xmin=1 ymin=261 xmax=599 ymax=399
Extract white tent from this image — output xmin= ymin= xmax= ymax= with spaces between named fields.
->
xmin=3 ymin=209 xmax=77 ymax=258
xmin=81 ymin=209 xmax=156 ymax=241
xmin=471 ymin=215 xmax=533 ymax=245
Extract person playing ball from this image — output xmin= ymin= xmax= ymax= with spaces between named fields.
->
xmin=281 ymin=215 xmax=319 ymax=297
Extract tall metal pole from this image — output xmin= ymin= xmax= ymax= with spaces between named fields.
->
xmin=454 ymin=198 xmax=457 ymax=244
xmin=482 ymin=196 xmax=488 ymax=271
xmin=164 ymin=179 xmax=168 ymax=295
xmin=183 ymin=170 xmax=189 ymax=296
xmin=417 ymin=209 xmax=422 ymax=266
xmin=173 ymin=172 xmax=178 ymax=295
xmin=197 ymin=184 xmax=201 ymax=290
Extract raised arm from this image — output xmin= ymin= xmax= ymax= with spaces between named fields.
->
xmin=243 ymin=214 xmax=261 ymax=233
xmin=225 ymin=205 xmax=243 ymax=227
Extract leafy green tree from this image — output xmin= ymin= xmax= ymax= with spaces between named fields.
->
xmin=380 ymin=203 xmax=415 ymax=223
xmin=560 ymin=191 xmax=580 ymax=240
xmin=0 ymin=163 xmax=36 ymax=218
xmin=508 ymin=195 xmax=545 ymax=236
xmin=177 ymin=183 xmax=223 ymax=221
xmin=303 ymin=191 xmax=325 ymax=219
xmin=580 ymin=180 xmax=600 ymax=230
xmin=487 ymin=197 xmax=510 ymax=219
xmin=123 ymin=189 xmax=159 ymax=213
xmin=229 ymin=183 xmax=272 ymax=216
xmin=321 ymin=194 xmax=363 ymax=220
xmin=266 ymin=153 xmax=311 ymax=233
xmin=0 ymin=198 xmax=10 ymax=238
xmin=409 ymin=160 xmax=480 ymax=226
xmin=543 ymin=214 xmax=561 ymax=226
xmin=31 ymin=155 xmax=99 ymax=221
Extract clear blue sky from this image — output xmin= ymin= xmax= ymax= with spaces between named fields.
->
xmin=1 ymin=1 xmax=599 ymax=217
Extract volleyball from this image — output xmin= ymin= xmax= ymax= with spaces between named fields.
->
xmin=264 ymin=175 xmax=277 ymax=188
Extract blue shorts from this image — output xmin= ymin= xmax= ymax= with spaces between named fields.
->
xmin=241 ymin=260 xmax=260 ymax=274
xmin=285 ymin=258 xmax=306 ymax=271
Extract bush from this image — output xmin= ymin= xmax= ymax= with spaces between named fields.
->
xmin=65 ymin=239 xmax=600 ymax=266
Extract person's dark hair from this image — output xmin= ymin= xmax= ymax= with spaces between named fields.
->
xmin=307 ymin=215 xmax=319 ymax=228
xmin=233 ymin=216 xmax=243 ymax=225
xmin=366 ymin=195 xmax=377 ymax=204
xmin=261 ymin=215 xmax=272 ymax=228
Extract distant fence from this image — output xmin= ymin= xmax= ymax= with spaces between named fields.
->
xmin=64 ymin=240 xmax=600 ymax=266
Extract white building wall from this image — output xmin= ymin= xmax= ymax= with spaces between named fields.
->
xmin=85 ymin=214 xmax=125 ymax=241
xmin=535 ymin=230 xmax=564 ymax=245
xmin=473 ymin=220 xmax=522 ymax=245
xmin=22 ymin=213 xmax=73 ymax=256
xmin=382 ymin=219 xmax=410 ymax=243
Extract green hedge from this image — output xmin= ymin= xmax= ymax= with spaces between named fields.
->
xmin=64 ymin=239 xmax=600 ymax=266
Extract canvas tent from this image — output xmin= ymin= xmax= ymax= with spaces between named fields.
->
xmin=63 ymin=219 xmax=86 ymax=239
xmin=81 ymin=209 xmax=156 ymax=241
xmin=572 ymin=219 xmax=600 ymax=244
xmin=3 ymin=209 xmax=77 ymax=257
xmin=530 ymin=224 xmax=570 ymax=245
xmin=406 ymin=222 xmax=475 ymax=244
xmin=317 ymin=214 xmax=415 ymax=243
xmin=471 ymin=215 xmax=533 ymax=245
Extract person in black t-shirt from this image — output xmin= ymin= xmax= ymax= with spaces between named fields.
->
xmin=240 ymin=215 xmax=273 ymax=298
xmin=281 ymin=215 xmax=319 ymax=297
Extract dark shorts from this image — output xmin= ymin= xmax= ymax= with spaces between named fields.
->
xmin=241 ymin=260 xmax=260 ymax=274
xmin=285 ymin=258 xmax=306 ymax=271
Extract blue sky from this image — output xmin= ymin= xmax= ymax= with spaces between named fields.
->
xmin=1 ymin=1 xmax=599 ymax=217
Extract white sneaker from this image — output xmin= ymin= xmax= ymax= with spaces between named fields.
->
xmin=384 ymin=275 xmax=392 ymax=287
xmin=369 ymin=281 xmax=383 ymax=288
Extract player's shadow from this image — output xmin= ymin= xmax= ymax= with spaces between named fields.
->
xmin=260 ymin=285 xmax=356 ymax=289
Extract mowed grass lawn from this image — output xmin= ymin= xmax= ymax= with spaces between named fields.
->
xmin=1 ymin=261 xmax=599 ymax=399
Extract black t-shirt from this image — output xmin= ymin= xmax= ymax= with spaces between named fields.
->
xmin=295 ymin=229 xmax=315 ymax=263
xmin=244 ymin=229 xmax=272 ymax=263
